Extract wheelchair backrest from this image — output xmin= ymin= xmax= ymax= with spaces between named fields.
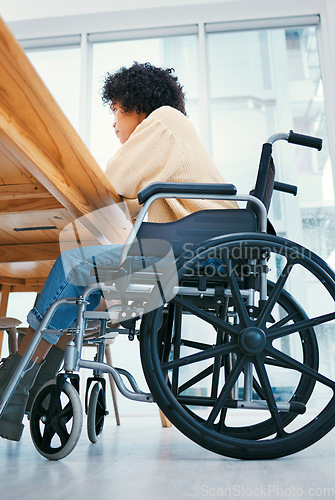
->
xmin=126 ymin=144 xmax=276 ymax=260
xmin=247 ymin=142 xmax=275 ymax=217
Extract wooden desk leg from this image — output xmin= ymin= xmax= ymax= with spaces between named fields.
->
xmin=0 ymin=285 xmax=11 ymax=356
xmin=104 ymin=344 xmax=121 ymax=426
xmin=7 ymin=327 xmax=18 ymax=354
xmin=159 ymin=409 xmax=172 ymax=428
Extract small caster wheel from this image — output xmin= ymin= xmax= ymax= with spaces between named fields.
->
xmin=30 ymin=379 xmax=83 ymax=460
xmin=87 ymin=381 xmax=108 ymax=443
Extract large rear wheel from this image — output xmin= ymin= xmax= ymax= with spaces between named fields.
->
xmin=140 ymin=234 xmax=335 ymax=459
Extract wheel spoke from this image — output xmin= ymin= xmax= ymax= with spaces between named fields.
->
xmin=267 ymin=311 xmax=335 ymax=341
xmin=252 ymin=375 xmax=266 ymax=400
xmin=268 ymin=310 xmax=301 ymax=330
xmin=161 ymin=340 xmax=237 ymax=371
xmin=172 ymin=295 xmax=239 ymax=336
xmin=266 ymin=345 xmax=335 ymax=390
xmin=257 ymin=260 xmax=294 ymax=328
xmin=95 ymin=416 xmax=103 ymax=429
xmin=211 ymin=339 xmax=223 ymax=398
xmin=178 ymin=364 xmax=214 ymax=394
xmin=58 ymin=402 xmax=75 ymax=423
xmin=206 ymin=354 xmax=246 ymax=427
xmin=221 ymin=250 xmax=251 ymax=327
xmin=41 ymin=424 xmax=56 ymax=448
xmin=54 ymin=421 xmax=70 ymax=446
xmin=264 ymin=356 xmax=292 ymax=370
xmin=46 ymin=390 xmax=62 ymax=415
xmin=217 ymin=407 xmax=229 ymax=432
xmin=253 ymin=357 xmax=286 ymax=438
xmin=182 ymin=339 xmax=214 ymax=351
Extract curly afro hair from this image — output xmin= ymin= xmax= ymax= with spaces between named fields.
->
xmin=101 ymin=62 xmax=186 ymax=116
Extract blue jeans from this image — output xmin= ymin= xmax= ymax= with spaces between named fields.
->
xmin=27 ymin=244 xmax=124 ymax=344
xmin=26 ymin=240 xmax=213 ymax=345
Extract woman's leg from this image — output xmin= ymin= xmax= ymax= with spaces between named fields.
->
xmin=27 ymin=243 xmax=124 ymax=342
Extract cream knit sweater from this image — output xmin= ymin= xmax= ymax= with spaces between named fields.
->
xmin=105 ymin=106 xmax=238 ymax=223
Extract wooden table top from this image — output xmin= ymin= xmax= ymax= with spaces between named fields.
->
xmin=0 ymin=17 xmax=125 ymax=293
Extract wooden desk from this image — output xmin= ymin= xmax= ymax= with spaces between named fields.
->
xmin=0 ymin=17 xmax=124 ymax=352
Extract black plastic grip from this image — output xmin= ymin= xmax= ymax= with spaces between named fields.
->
xmin=274 ymin=181 xmax=297 ymax=196
xmin=288 ymin=130 xmax=322 ymax=151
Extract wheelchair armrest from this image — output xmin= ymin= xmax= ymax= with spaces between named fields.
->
xmin=138 ymin=182 xmax=237 ymax=205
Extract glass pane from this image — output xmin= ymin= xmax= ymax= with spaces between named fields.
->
xmin=208 ymin=25 xmax=334 ymax=385
xmin=208 ymin=26 xmax=334 ymax=260
xmin=90 ymin=35 xmax=198 ymax=169
xmin=27 ymin=47 xmax=81 ymax=131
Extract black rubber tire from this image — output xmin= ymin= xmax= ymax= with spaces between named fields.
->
xmin=140 ymin=233 xmax=335 ymax=460
xmin=87 ymin=382 xmax=106 ymax=443
xmin=30 ymin=380 xmax=83 ymax=460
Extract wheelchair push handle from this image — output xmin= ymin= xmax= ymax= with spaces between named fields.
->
xmin=273 ymin=181 xmax=297 ymax=196
xmin=288 ymin=130 xmax=323 ymax=151
xmin=268 ymin=130 xmax=323 ymax=151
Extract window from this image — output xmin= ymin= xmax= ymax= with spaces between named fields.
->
xmin=27 ymin=46 xmax=81 ymax=131
xmin=207 ymin=24 xmax=334 ymax=391
xmin=207 ymin=26 xmax=333 ymax=262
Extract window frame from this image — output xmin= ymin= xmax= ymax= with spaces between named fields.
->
xmin=8 ymin=3 xmax=335 ymax=197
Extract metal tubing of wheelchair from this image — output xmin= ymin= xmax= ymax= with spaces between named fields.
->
xmin=244 ymin=286 xmax=257 ymax=403
xmin=70 ymin=284 xmax=153 ymax=402
xmin=78 ymin=282 xmax=255 ymax=308
xmin=0 ymin=297 xmax=77 ymax=416
xmin=78 ymin=359 xmax=153 ymax=402
xmin=77 ymin=282 xmax=254 ymax=308
xmin=114 ymin=367 xmax=144 ymax=393
xmin=84 ymin=305 xmax=122 ymax=320
xmin=73 ymin=298 xmax=87 ymax=365
xmin=72 ymin=283 xmax=114 ymax=365
xmin=260 ymin=258 xmax=268 ymax=302
xmin=243 ymin=361 xmax=253 ymax=403
xmin=267 ymin=132 xmax=289 ymax=144
xmin=236 ymin=400 xmax=296 ymax=412
xmin=120 ymin=193 xmax=268 ymax=264
xmin=76 ymin=281 xmax=255 ymax=306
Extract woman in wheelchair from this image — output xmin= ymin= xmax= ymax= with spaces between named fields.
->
xmin=0 ymin=62 xmax=237 ymax=442
xmin=2 ymin=61 xmax=334 ymax=462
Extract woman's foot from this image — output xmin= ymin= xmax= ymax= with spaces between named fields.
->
xmin=0 ymin=353 xmax=41 ymax=441
xmin=26 ymin=345 xmax=64 ymax=412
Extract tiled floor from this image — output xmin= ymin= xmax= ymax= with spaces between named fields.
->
xmin=1 ymin=409 xmax=334 ymax=500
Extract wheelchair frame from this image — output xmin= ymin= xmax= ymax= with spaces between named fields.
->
xmin=1 ymin=130 xmax=334 ymax=461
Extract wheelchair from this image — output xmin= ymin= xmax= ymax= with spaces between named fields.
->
xmin=1 ymin=130 xmax=334 ymax=461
